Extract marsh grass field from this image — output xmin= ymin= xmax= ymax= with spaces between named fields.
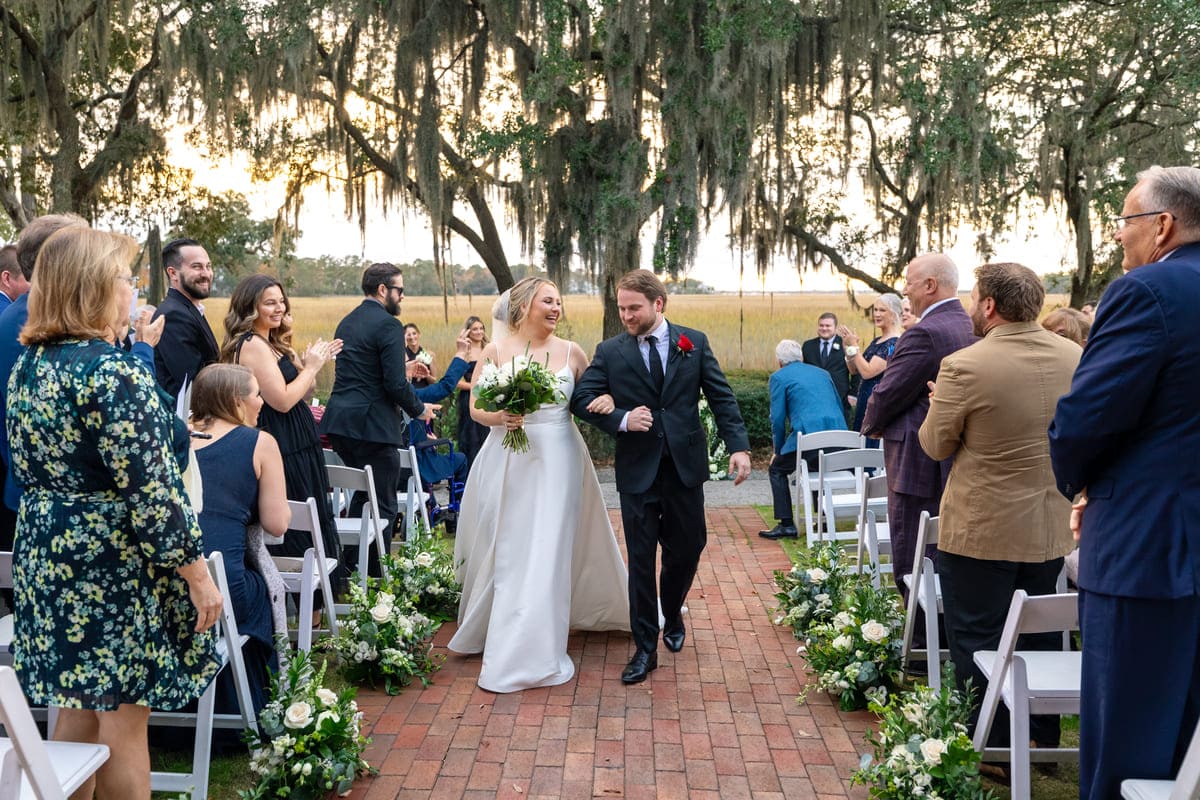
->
xmin=197 ymin=291 xmax=1069 ymax=401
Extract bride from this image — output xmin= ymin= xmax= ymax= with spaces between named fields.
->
xmin=449 ymin=277 xmax=630 ymax=693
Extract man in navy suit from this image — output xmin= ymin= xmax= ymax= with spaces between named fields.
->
xmin=152 ymin=238 xmax=219 ymax=398
xmin=802 ymin=313 xmax=855 ymax=421
xmin=861 ymin=253 xmax=976 ymax=598
xmin=573 ymin=269 xmax=751 ymax=684
xmin=759 ymin=339 xmax=847 ymax=539
xmin=1050 ymin=165 xmax=1200 ymax=799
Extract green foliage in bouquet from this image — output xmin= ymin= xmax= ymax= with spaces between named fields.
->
xmin=800 ymin=576 xmax=904 ymax=711
xmin=325 ymin=579 xmax=441 ymax=695
xmin=388 ymin=533 xmax=462 ymax=622
xmin=473 ymin=348 xmax=565 ymax=452
xmin=240 ymin=649 xmax=371 ymax=800
xmin=773 ymin=542 xmax=851 ymax=636
xmin=699 ymin=397 xmax=730 ymax=480
xmin=853 ymin=664 xmax=996 ymax=800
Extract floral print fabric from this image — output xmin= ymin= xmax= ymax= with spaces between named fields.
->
xmin=7 ymin=338 xmax=218 ymax=710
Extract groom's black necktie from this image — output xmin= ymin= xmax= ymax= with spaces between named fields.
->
xmin=646 ymin=335 xmax=665 ymax=395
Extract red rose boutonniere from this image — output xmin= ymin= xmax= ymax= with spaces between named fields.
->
xmin=676 ymin=334 xmax=694 ymax=356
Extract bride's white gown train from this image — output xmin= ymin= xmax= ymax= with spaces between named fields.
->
xmin=449 ymin=364 xmax=630 ymax=693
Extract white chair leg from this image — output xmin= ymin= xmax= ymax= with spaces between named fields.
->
xmin=1010 ymin=655 xmax=1032 ymax=800
xmin=922 ymin=558 xmax=940 ymax=690
xmin=298 ymin=549 xmax=316 ymax=652
xmin=358 ymin=517 xmax=370 ymax=583
xmin=191 ymin=680 xmax=216 ymax=800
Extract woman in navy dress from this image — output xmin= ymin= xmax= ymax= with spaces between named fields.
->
xmin=221 ymin=275 xmax=344 ymax=618
xmin=839 ymin=293 xmax=903 ymax=442
xmin=190 ymin=363 xmax=290 ymax=717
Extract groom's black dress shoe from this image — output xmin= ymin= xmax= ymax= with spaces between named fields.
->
xmin=758 ymin=523 xmax=798 ymax=539
xmin=621 ymin=650 xmax=658 ymax=684
xmin=663 ymin=621 xmax=686 ymax=653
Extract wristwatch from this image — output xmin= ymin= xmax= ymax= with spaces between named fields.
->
xmin=844 ymin=346 xmax=859 ymax=357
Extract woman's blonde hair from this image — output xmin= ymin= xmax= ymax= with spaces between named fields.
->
xmin=21 ymin=227 xmax=138 ymax=346
xmin=507 ymin=276 xmax=557 ymax=329
xmin=192 ymin=363 xmax=256 ymax=426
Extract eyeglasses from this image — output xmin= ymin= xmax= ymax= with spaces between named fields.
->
xmin=1112 ymin=210 xmax=1169 ymax=231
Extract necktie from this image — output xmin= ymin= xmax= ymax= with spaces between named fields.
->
xmin=646 ymin=335 xmax=664 ymax=395
xmin=821 ymin=340 xmax=830 ymax=360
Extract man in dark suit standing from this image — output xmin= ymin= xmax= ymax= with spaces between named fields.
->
xmin=321 ymin=263 xmax=437 ymax=554
xmin=573 ymin=270 xmax=751 ymax=684
xmin=802 ymin=313 xmax=855 ymax=421
xmin=152 ymin=238 xmax=219 ymax=398
xmin=861 ymin=253 xmax=975 ymax=598
xmin=1050 ymin=165 xmax=1200 ymax=799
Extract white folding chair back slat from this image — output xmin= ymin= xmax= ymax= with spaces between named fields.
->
xmin=900 ymin=511 xmax=948 ymax=688
xmin=794 ymin=431 xmax=865 ymax=546
xmin=0 ymin=666 xmax=108 ymax=800
xmin=816 ymin=448 xmax=885 ymax=544
xmin=1121 ymin=714 xmax=1200 ymax=800
xmin=972 ymin=590 xmax=1081 ymax=800
xmin=273 ymin=498 xmax=340 ymax=651
xmin=326 ymin=463 xmax=389 ymax=599
xmin=855 ymin=474 xmax=891 ymax=585
xmin=396 ymin=446 xmax=431 ymax=542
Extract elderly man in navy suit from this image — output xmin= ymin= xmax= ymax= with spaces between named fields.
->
xmin=1051 ymin=165 xmax=1200 ymax=799
xmin=861 ymin=253 xmax=976 ymax=598
xmin=759 ymin=339 xmax=847 ymax=539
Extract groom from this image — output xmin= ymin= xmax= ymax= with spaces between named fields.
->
xmin=573 ymin=269 xmax=751 ymax=684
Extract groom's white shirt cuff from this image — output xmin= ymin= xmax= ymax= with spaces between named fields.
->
xmin=618 ymin=412 xmax=630 ymax=432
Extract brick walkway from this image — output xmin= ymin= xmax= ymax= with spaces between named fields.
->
xmin=345 ymin=508 xmax=873 ymax=800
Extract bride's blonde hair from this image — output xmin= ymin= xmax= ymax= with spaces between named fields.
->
xmin=507 ymin=276 xmax=557 ymax=330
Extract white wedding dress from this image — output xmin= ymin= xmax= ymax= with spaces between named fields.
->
xmin=449 ymin=356 xmax=630 ymax=693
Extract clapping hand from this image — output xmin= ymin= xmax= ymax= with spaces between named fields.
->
xmin=303 ymin=338 xmax=343 ymax=369
xmin=837 ymin=325 xmax=859 ymax=348
xmin=586 ymin=393 xmax=615 ymax=415
xmin=407 ymin=359 xmax=431 ymax=380
xmin=134 ymin=307 xmax=164 ymax=348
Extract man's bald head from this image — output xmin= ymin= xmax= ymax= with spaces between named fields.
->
xmin=904 ymin=253 xmax=959 ymax=318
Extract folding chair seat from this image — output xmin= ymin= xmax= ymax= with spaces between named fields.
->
xmin=973 ymin=590 xmax=1081 ymax=800
xmin=816 ymin=448 xmax=886 ymax=544
xmin=149 ymin=551 xmax=260 ymax=800
xmin=899 ymin=511 xmax=949 ymax=688
xmin=855 ymin=474 xmax=891 ymax=585
xmin=1121 ymin=714 xmax=1200 ymax=800
xmin=272 ymin=498 xmax=340 ymax=651
xmin=326 ymin=463 xmax=389 ymax=595
xmin=793 ymin=430 xmax=865 ymax=547
xmin=0 ymin=665 xmax=109 ymax=800
xmin=396 ymin=445 xmax=431 ymax=542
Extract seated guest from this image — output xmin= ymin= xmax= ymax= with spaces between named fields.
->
xmin=759 ymin=339 xmax=847 ymax=540
xmin=191 ymin=364 xmax=290 ymax=718
xmin=839 ymin=292 xmax=904 ymax=444
xmin=407 ymin=327 xmax=473 ymax=495
xmin=1041 ymin=307 xmax=1090 ymax=347
xmin=404 ymin=322 xmax=435 ymax=387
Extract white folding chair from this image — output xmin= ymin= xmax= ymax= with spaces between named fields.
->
xmin=327 ymin=464 xmax=389 ymax=596
xmin=816 ymin=448 xmax=885 ymax=543
xmin=1122 ymin=715 xmax=1200 ymax=800
xmin=396 ymin=445 xmax=431 ymax=542
xmin=899 ymin=511 xmax=949 ymax=688
xmin=0 ymin=666 xmax=109 ymax=800
xmin=855 ymin=474 xmax=891 ymax=586
xmin=273 ymin=498 xmax=340 ymax=651
xmin=973 ymin=590 xmax=1081 ymax=800
xmin=794 ymin=430 xmax=865 ymax=547
xmin=150 ymin=551 xmax=259 ymax=800
xmin=0 ymin=553 xmax=12 ymax=668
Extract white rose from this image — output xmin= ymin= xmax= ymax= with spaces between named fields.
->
xmin=415 ymin=552 xmax=435 ymax=568
xmin=301 ymin=762 xmax=313 ymax=776
xmin=902 ymin=704 xmax=925 ymax=725
xmin=376 ymin=591 xmax=395 ymax=608
xmin=806 ymin=567 xmax=828 ymax=582
xmin=370 ymin=604 xmax=392 ymax=623
xmin=316 ymin=688 xmax=338 ymax=706
xmin=860 ymin=620 xmax=889 ymax=643
xmin=832 ymin=634 xmax=853 ymax=650
xmin=833 ymin=611 xmax=855 ymax=631
xmin=283 ymin=701 xmax=313 ymax=730
xmin=919 ymin=737 xmax=946 ymax=764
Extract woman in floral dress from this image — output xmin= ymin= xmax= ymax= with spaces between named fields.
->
xmin=7 ymin=227 xmax=222 ymax=798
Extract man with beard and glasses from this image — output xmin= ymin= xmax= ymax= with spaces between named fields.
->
xmin=153 ymin=238 xmax=219 ymax=398
xmin=919 ymin=262 xmax=1079 ymax=761
xmin=320 ymin=263 xmax=437 ymax=560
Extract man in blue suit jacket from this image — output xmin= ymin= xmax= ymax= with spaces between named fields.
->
xmin=759 ymin=339 xmax=846 ymax=539
xmin=1050 ymin=165 xmax=1200 ymax=799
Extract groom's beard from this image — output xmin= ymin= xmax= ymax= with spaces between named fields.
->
xmin=625 ymin=314 xmax=662 ymax=337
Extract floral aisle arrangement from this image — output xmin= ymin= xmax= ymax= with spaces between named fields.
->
xmin=800 ymin=577 xmax=904 ymax=711
xmin=773 ymin=542 xmax=851 ymax=636
xmin=241 ymin=650 xmax=371 ymax=800
xmin=852 ymin=665 xmax=995 ymax=799
xmin=325 ymin=579 xmax=441 ymax=695
xmin=387 ymin=535 xmax=462 ymax=622
xmin=698 ymin=397 xmax=730 ymax=480
xmin=473 ymin=349 xmax=564 ymax=452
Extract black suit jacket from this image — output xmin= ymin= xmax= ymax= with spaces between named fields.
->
xmin=152 ymin=287 xmax=219 ymax=398
xmin=320 ymin=299 xmax=425 ymax=446
xmin=801 ymin=335 xmax=854 ymax=407
xmin=572 ymin=322 xmax=750 ymax=494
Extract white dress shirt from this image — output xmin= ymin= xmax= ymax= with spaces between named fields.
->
xmin=619 ymin=317 xmax=670 ymax=432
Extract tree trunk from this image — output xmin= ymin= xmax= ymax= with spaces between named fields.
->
xmin=1062 ymin=147 xmax=1095 ymax=308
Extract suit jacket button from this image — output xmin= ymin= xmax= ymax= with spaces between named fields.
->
xmin=657 ymin=433 xmax=664 ymax=438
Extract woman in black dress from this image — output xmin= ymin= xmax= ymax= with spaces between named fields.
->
xmin=455 ymin=315 xmax=490 ymax=468
xmin=221 ymin=275 xmax=344 ymax=621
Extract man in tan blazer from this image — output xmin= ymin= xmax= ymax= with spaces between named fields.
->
xmin=919 ymin=262 xmax=1080 ymax=752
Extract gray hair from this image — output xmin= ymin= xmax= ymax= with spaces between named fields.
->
xmin=875 ymin=292 xmax=903 ymax=325
xmin=1136 ymin=165 xmax=1200 ymax=231
xmin=776 ymin=339 xmax=804 ymax=365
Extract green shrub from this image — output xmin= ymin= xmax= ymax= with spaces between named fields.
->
xmin=726 ymin=369 xmax=772 ymax=453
